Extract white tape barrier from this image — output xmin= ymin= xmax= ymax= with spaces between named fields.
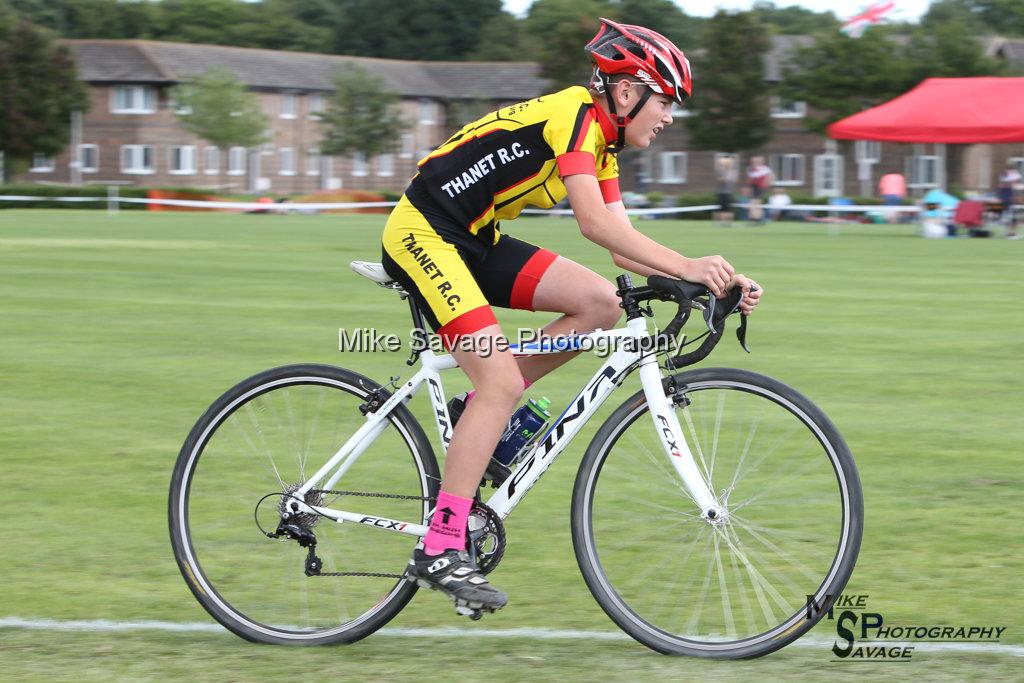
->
xmin=522 ymin=204 xmax=720 ymax=216
xmin=2 ymin=194 xmax=1018 ymax=216
xmin=0 ymin=194 xmax=397 ymax=211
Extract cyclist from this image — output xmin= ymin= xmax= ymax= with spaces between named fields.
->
xmin=383 ymin=18 xmax=762 ymax=616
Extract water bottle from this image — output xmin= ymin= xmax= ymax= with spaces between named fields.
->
xmin=492 ymin=397 xmax=551 ymax=467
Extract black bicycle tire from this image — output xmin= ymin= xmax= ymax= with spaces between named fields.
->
xmin=571 ymin=367 xmax=863 ymax=659
xmin=169 ymin=363 xmax=439 ymax=646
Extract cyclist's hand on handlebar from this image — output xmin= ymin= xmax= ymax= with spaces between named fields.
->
xmin=729 ymin=274 xmax=763 ymax=315
xmin=681 ymin=255 xmax=734 ymax=298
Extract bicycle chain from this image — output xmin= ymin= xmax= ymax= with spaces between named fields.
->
xmin=310 ymin=489 xmax=435 ymax=502
xmin=302 ymin=490 xmax=505 ymax=577
xmin=313 ymin=571 xmax=405 ymax=579
xmin=305 ymin=489 xmax=430 ymax=579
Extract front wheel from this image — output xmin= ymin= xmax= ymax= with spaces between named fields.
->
xmin=572 ymin=368 xmax=862 ymax=658
xmin=169 ymin=364 xmax=439 ymax=645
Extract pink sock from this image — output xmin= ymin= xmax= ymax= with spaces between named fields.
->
xmin=465 ymin=379 xmax=530 ymax=404
xmin=423 ymin=491 xmax=474 ymax=556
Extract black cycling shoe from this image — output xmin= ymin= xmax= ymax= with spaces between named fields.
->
xmin=448 ymin=393 xmax=513 ymax=488
xmin=406 ymin=546 xmax=508 ymax=619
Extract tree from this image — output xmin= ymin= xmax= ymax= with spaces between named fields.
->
xmin=685 ymin=11 xmax=773 ymax=154
xmin=317 ymin=64 xmax=409 ymax=174
xmin=524 ymin=0 xmax=610 ymax=89
xmin=904 ymin=21 xmax=1007 ymax=82
xmin=0 ymin=10 xmax=89 ymax=178
xmin=606 ymin=0 xmax=702 ymax=48
xmin=170 ymin=67 xmax=268 ymax=186
xmin=973 ymin=0 xmax=1024 ymax=35
xmin=332 ymin=0 xmax=504 ymax=60
xmin=470 ymin=12 xmax=529 ymax=61
xmin=779 ymin=31 xmax=910 ymax=135
xmin=749 ymin=1 xmax=839 ymax=35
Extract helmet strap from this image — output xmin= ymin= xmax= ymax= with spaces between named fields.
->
xmin=599 ymin=72 xmax=654 ymax=153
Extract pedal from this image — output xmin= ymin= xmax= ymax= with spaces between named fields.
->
xmin=451 ymin=595 xmax=500 ymax=620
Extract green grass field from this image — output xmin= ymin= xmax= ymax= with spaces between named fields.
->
xmin=1 ymin=210 xmax=1021 ymax=681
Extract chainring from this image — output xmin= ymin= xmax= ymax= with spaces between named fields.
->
xmin=467 ymin=501 xmax=506 ymax=575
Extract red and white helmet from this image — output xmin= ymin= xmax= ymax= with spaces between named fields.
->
xmin=585 ymin=18 xmax=692 ymax=104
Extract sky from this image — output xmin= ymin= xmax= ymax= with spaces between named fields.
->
xmin=501 ymin=0 xmax=934 ymax=24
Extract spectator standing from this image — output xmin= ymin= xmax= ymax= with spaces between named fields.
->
xmin=746 ymin=156 xmax=772 ymax=224
xmin=878 ymin=170 xmax=907 ymax=223
xmin=767 ymin=187 xmax=792 ymax=221
xmin=997 ymin=162 xmax=1021 ymax=238
xmin=714 ymin=156 xmax=738 ymax=225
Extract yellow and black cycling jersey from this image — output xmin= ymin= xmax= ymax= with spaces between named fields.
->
xmin=406 ymin=86 xmax=621 ymax=244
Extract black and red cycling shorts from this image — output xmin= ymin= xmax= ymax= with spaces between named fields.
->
xmin=381 ymin=195 xmax=558 ymax=349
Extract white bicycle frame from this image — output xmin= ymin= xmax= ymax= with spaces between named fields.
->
xmin=292 ymin=316 xmax=723 ymax=537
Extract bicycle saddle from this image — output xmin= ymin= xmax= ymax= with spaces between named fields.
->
xmin=350 ymin=260 xmax=394 ymax=284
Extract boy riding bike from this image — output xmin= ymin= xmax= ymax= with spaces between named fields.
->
xmin=382 ymin=18 xmax=763 ymax=616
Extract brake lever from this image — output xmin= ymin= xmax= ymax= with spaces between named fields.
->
xmin=737 ymin=314 xmax=750 ymax=353
xmin=702 ymin=295 xmax=718 ymax=333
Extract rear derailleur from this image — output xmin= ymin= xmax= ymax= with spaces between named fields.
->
xmin=267 ymin=522 xmax=323 ymax=576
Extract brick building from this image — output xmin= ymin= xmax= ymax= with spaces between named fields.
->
xmin=13 ymin=37 xmax=1024 ymax=199
xmin=16 ymin=40 xmax=548 ymax=195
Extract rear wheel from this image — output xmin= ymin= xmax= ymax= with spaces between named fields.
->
xmin=572 ymin=368 xmax=862 ymax=658
xmin=169 ymin=364 xmax=438 ymax=645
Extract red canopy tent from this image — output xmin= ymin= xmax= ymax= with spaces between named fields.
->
xmin=827 ymin=77 xmax=1024 ymax=143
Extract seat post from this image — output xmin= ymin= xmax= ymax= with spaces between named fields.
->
xmin=406 ymin=294 xmax=428 ymax=335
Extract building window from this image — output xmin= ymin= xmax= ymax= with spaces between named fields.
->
xmin=377 ymin=153 xmax=394 ymax=177
xmin=280 ymin=93 xmax=297 ymax=119
xmin=637 ymin=151 xmax=654 ymax=185
xmin=306 ymin=148 xmax=321 ymax=176
xmin=279 ymin=147 xmax=296 ymax=175
xmin=418 ymin=99 xmax=437 ymax=125
xmin=120 ymin=145 xmax=154 ymax=174
xmin=659 ymin=152 xmax=687 ymax=183
xmin=204 ymin=146 xmax=220 ymax=175
xmin=352 ymin=152 xmax=368 ymax=176
xmin=30 ymin=153 xmax=54 ymax=172
xmin=228 ymin=147 xmax=247 ymax=175
xmin=770 ymin=97 xmax=806 ymax=119
xmin=769 ymin=153 xmax=805 ymax=186
xmin=855 ymin=141 xmax=881 ymax=163
xmin=813 ymin=154 xmax=844 ymax=197
xmin=906 ymin=155 xmax=940 ymax=188
xmin=1008 ymin=157 xmax=1024 ymax=177
xmin=111 ymin=86 xmax=156 ymax=114
xmin=308 ymin=93 xmax=325 ymax=119
xmin=400 ymin=132 xmax=414 ymax=159
xmin=169 ymin=145 xmax=197 ymax=174
xmin=78 ymin=144 xmax=98 ymax=173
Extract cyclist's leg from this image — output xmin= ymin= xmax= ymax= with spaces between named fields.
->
xmin=518 ymin=254 xmax=622 ymax=382
xmin=382 ymin=206 xmax=519 ymax=536
xmin=473 ymin=235 xmax=621 ymax=383
xmin=444 ymin=333 xmax=523 ymax=496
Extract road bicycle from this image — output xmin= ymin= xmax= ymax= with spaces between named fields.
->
xmin=169 ymin=261 xmax=863 ymax=658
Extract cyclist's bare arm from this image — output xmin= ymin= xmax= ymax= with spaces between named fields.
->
xmin=564 ymin=174 xmax=733 ymax=296
xmin=603 ymin=200 xmax=672 ymax=277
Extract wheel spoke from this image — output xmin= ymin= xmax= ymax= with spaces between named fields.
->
xmin=172 ymin=370 xmax=435 ymax=643
xmin=580 ymin=375 xmax=860 ymax=656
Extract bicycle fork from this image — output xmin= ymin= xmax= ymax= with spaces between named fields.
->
xmin=638 ymin=355 xmax=726 ymax=523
